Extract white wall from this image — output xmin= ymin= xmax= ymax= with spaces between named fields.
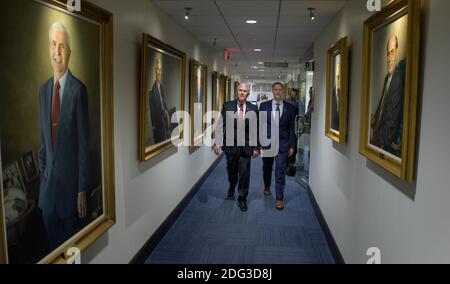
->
xmin=310 ymin=0 xmax=450 ymax=263
xmin=81 ymin=0 xmax=230 ymax=263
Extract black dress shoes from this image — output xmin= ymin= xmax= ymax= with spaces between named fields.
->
xmin=238 ymin=200 xmax=248 ymax=212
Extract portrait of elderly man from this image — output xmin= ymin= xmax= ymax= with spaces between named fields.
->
xmin=38 ymin=22 xmax=90 ymax=249
xmin=371 ymin=35 xmax=405 ymax=157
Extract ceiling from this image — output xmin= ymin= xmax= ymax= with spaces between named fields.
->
xmin=152 ymin=0 xmax=347 ymax=81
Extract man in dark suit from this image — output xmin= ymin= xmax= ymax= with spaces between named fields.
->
xmin=371 ymin=35 xmax=405 ymax=157
xmin=38 ymin=22 xmax=89 ymax=249
xmin=149 ymin=59 xmax=171 ymax=144
xmin=331 ymin=64 xmax=341 ymax=131
xmin=260 ymin=82 xmax=296 ymax=210
xmin=214 ymin=83 xmax=259 ymax=212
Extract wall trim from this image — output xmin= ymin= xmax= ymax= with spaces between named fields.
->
xmin=298 ymin=178 xmax=346 ymax=264
xmin=130 ymin=154 xmax=224 ymax=264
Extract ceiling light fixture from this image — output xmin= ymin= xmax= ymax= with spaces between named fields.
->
xmin=257 ymin=62 xmax=264 ymax=65
xmin=254 ymin=48 xmax=262 ymax=52
xmin=246 ymin=20 xmax=257 ymax=24
xmin=308 ymin=8 xmax=315 ymax=21
xmin=184 ymin=7 xmax=192 ymax=20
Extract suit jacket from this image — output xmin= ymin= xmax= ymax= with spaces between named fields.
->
xmin=219 ymin=100 xmax=259 ymax=156
xmin=38 ymin=71 xmax=89 ymax=218
xmin=372 ymin=59 xmax=405 ymax=153
xmin=259 ymin=100 xmax=296 ymax=153
xmin=149 ymin=81 xmax=170 ymax=144
xmin=331 ymin=87 xmax=340 ymax=130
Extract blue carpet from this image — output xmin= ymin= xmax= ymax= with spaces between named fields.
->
xmin=145 ymin=157 xmax=335 ymax=264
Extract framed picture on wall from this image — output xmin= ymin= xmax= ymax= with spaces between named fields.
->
xmin=359 ymin=0 xmax=420 ymax=182
xmin=325 ymin=36 xmax=349 ymax=144
xmin=234 ymin=81 xmax=240 ymax=101
xmin=225 ymin=77 xmax=232 ymax=102
xmin=212 ymin=71 xmax=224 ymax=140
xmin=139 ymin=33 xmax=186 ymax=161
xmin=0 ymin=0 xmax=115 ymax=263
xmin=20 ymin=151 xmax=39 ymax=183
xmin=212 ymin=71 xmax=224 ymax=114
xmin=189 ymin=59 xmax=208 ymax=148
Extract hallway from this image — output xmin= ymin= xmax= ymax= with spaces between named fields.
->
xmin=145 ymin=157 xmax=334 ymax=264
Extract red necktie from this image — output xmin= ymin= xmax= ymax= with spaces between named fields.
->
xmin=239 ymin=103 xmax=244 ymax=123
xmin=52 ymin=80 xmax=61 ymax=148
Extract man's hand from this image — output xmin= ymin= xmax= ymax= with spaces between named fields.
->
xmin=288 ymin=148 xmax=295 ymax=158
xmin=214 ymin=144 xmax=222 ymax=156
xmin=252 ymin=149 xmax=260 ymax=158
xmin=78 ymin=192 xmax=87 ymax=219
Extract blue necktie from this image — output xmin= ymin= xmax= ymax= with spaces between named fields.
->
xmin=276 ymin=103 xmax=280 ymax=124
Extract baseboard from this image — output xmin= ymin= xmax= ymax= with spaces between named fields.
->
xmin=301 ymin=181 xmax=346 ymax=264
xmin=129 ymin=154 xmax=224 ymax=264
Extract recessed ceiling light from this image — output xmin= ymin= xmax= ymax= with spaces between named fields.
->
xmin=259 ymin=69 xmax=265 ymax=72
xmin=257 ymin=62 xmax=264 ymax=65
xmin=246 ymin=20 xmax=257 ymax=24
xmin=254 ymin=48 xmax=262 ymax=52
xmin=308 ymin=8 xmax=315 ymax=21
xmin=184 ymin=7 xmax=192 ymax=20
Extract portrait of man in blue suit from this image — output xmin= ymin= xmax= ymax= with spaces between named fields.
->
xmin=38 ymin=22 xmax=89 ymax=249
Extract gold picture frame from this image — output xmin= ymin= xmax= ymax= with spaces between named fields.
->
xmin=359 ymin=0 xmax=420 ymax=182
xmin=189 ymin=59 xmax=208 ymax=148
xmin=0 ymin=0 xmax=115 ymax=263
xmin=325 ymin=36 xmax=349 ymax=144
xmin=226 ymin=77 xmax=232 ymax=102
xmin=212 ymin=71 xmax=224 ymax=114
xmin=139 ymin=33 xmax=186 ymax=161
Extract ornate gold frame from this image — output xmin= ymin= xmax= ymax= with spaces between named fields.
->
xmin=0 ymin=0 xmax=115 ymax=264
xmin=359 ymin=0 xmax=420 ymax=182
xmin=212 ymin=71 xmax=222 ymax=113
xmin=325 ymin=36 xmax=349 ymax=144
xmin=226 ymin=77 xmax=232 ymax=102
xmin=139 ymin=33 xmax=186 ymax=161
xmin=189 ymin=59 xmax=208 ymax=147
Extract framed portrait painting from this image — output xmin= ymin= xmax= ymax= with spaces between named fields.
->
xmin=211 ymin=71 xmax=224 ymax=140
xmin=212 ymin=71 xmax=224 ymax=114
xmin=234 ymin=81 xmax=240 ymax=100
xmin=20 ymin=151 xmax=39 ymax=183
xmin=359 ymin=0 xmax=420 ymax=182
xmin=225 ymin=77 xmax=232 ymax=102
xmin=139 ymin=33 xmax=186 ymax=161
xmin=325 ymin=36 xmax=349 ymax=144
xmin=189 ymin=59 xmax=207 ymax=147
xmin=0 ymin=0 xmax=115 ymax=263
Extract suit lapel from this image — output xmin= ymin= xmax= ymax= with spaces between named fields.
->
xmin=280 ymin=103 xmax=288 ymax=124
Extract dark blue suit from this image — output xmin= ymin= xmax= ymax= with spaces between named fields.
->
xmin=38 ymin=70 xmax=89 ymax=249
xmin=218 ymin=100 xmax=259 ymax=201
xmin=259 ymin=100 xmax=296 ymax=201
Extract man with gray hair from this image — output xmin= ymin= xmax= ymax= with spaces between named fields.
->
xmin=38 ymin=22 xmax=89 ymax=249
xmin=214 ymin=83 xmax=259 ymax=212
